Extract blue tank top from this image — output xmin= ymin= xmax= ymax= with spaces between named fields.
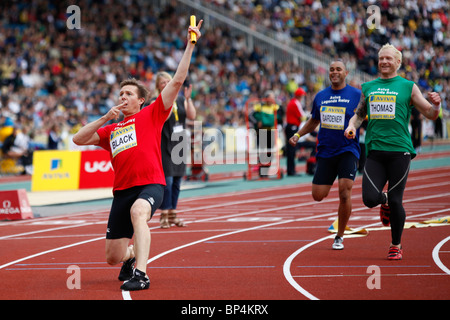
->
xmin=311 ymin=84 xmax=362 ymax=159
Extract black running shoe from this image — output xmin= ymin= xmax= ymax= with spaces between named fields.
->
xmin=120 ymin=269 xmax=150 ymax=291
xmin=118 ymin=257 xmax=135 ymax=281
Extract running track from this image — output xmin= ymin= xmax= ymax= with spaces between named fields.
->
xmin=0 ymin=166 xmax=449 ymax=301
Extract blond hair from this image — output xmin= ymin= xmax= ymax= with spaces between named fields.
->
xmin=378 ymin=43 xmax=402 ymax=71
xmin=151 ymin=71 xmax=173 ymax=99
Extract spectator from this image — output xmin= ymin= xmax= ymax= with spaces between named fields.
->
xmin=1 ymin=125 xmax=33 ymax=174
xmin=151 ymin=72 xmax=196 ymax=229
xmin=285 ymin=87 xmax=307 ymax=176
xmin=47 ymin=124 xmax=62 ymax=150
xmin=0 ymin=0 xmax=447 ymax=169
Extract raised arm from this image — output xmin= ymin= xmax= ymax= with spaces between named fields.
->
xmin=161 ymin=20 xmax=203 ymax=111
xmin=410 ymin=84 xmax=441 ymax=120
xmin=344 ymin=92 xmax=366 ymax=139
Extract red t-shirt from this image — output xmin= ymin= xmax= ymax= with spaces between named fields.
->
xmin=96 ymin=95 xmax=171 ymax=192
xmin=286 ymin=97 xmax=305 ymax=126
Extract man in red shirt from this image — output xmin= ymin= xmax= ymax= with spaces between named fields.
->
xmin=73 ymin=20 xmax=203 ymax=291
xmin=285 ymin=88 xmax=307 ymax=176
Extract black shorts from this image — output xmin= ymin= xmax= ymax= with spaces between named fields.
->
xmin=106 ymin=184 xmax=164 ymax=239
xmin=312 ymin=152 xmax=358 ymax=185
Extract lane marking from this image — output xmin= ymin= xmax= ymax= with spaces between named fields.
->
xmin=432 ymin=235 xmax=450 ymax=276
xmin=122 ymin=218 xmax=297 ymax=300
xmin=0 ymin=166 xmax=448 ymax=300
xmin=0 ymin=223 xmax=95 ymax=240
xmin=283 ymin=207 xmax=450 ymax=300
xmin=293 ymin=273 xmax=448 ymax=278
xmin=296 ymin=265 xmax=430 ymax=268
xmin=125 ymin=193 xmax=450 ymax=299
xmin=0 ymin=210 xmax=109 ymax=227
xmin=7 ymin=265 xmax=276 ymax=271
xmin=205 ymin=240 xmax=312 ymax=243
xmin=0 ymin=237 xmax=104 ymax=270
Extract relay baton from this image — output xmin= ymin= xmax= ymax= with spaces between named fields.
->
xmin=190 ymin=15 xmax=197 ymax=44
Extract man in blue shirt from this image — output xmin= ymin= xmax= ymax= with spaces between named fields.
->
xmin=289 ymin=60 xmax=361 ymax=250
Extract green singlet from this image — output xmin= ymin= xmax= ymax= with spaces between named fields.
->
xmin=361 ymin=75 xmax=416 ymax=157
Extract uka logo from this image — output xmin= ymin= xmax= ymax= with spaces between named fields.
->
xmin=84 ymin=161 xmax=113 ymax=173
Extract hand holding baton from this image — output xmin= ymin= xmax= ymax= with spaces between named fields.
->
xmin=345 ymin=127 xmax=356 ymax=139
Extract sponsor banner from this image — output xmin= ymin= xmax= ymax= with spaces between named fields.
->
xmin=32 ymin=150 xmax=81 ymax=191
xmin=79 ymin=150 xmax=114 ymax=189
xmin=0 ymin=189 xmax=33 ymax=220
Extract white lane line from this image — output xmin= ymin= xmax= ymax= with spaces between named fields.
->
xmin=0 ymin=237 xmax=104 ymax=270
xmin=0 ymin=223 xmax=95 ymax=240
xmin=283 ymin=206 xmax=450 ymax=300
xmin=432 ymin=235 xmax=450 ymax=276
xmin=0 ymin=172 xmax=448 ymax=299
xmin=122 ymin=218 xmax=297 ymax=300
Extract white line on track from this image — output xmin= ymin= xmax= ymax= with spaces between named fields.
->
xmin=0 ymin=237 xmax=104 ymax=270
xmin=122 ymin=218 xmax=300 ymax=300
xmin=0 ymin=186 xmax=325 ymax=270
xmin=0 ymin=210 xmax=110 ymax=227
xmin=0 ymin=169 xmax=448 ymax=299
xmin=0 ymin=223 xmax=96 ymax=240
xmin=432 ymin=235 xmax=450 ymax=276
xmin=124 ymin=192 xmax=450 ymax=300
xmin=283 ymin=206 xmax=450 ymax=301
xmin=292 ymin=273 xmax=448 ymax=278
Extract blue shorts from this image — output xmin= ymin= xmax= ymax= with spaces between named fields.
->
xmin=106 ymin=184 xmax=164 ymax=239
xmin=312 ymin=152 xmax=358 ymax=185
xmin=160 ymin=176 xmax=182 ymax=210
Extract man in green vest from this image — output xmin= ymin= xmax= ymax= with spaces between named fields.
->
xmin=345 ymin=43 xmax=442 ymax=260
xmin=249 ymin=91 xmax=280 ymax=175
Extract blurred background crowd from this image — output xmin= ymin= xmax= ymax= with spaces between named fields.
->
xmin=0 ymin=0 xmax=448 ymax=174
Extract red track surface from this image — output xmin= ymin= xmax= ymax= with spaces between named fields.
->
xmin=0 ymin=166 xmax=449 ymax=301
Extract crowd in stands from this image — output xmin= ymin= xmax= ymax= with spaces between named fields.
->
xmin=208 ymin=0 xmax=449 ymax=101
xmin=0 ymin=0 xmax=448 ymax=173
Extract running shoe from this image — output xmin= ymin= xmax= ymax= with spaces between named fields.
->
xmin=332 ymin=236 xmax=344 ymax=250
xmin=120 ymin=269 xmax=150 ymax=291
xmin=380 ymin=192 xmax=390 ymax=226
xmin=118 ymin=257 xmax=135 ymax=281
xmin=387 ymin=245 xmax=403 ymax=260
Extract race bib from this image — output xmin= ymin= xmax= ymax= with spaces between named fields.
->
xmin=320 ymin=106 xmax=345 ymax=130
xmin=369 ymin=95 xmax=396 ymax=119
xmin=110 ymin=124 xmax=137 ymax=157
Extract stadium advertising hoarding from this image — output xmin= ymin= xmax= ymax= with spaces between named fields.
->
xmin=32 ymin=150 xmax=114 ymax=191
xmin=78 ymin=150 xmax=114 ymax=189
xmin=0 ymin=189 xmax=33 ymax=220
